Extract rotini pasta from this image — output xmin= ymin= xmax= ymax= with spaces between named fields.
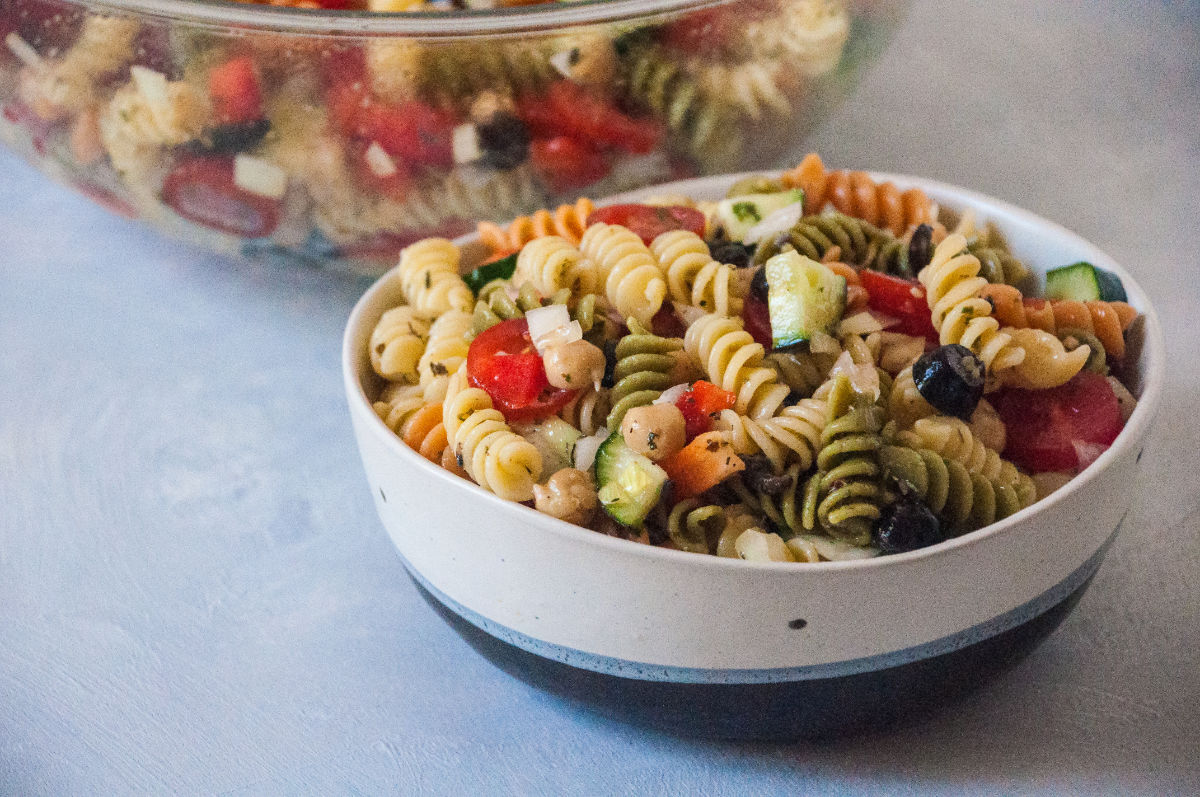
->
xmin=684 ymin=313 xmax=790 ymax=420
xmin=418 ymin=309 xmax=473 ymax=402
xmin=918 ymin=233 xmax=1026 ymax=375
xmin=781 ymin=152 xmax=938 ymax=236
xmin=664 ymin=499 xmax=725 ymax=554
xmin=397 ymin=238 xmax=474 ymax=317
xmin=650 ymin=229 xmax=743 ymax=316
xmin=370 ymin=305 xmax=431 ymax=383
xmin=513 ymin=235 xmax=599 ymax=302
xmin=442 ymin=366 xmax=542 ymax=502
xmin=980 ymin=284 xmax=1136 ymax=359
xmin=894 ymin=417 xmax=1024 ymax=487
xmin=477 ymin=198 xmax=595 ymax=256
xmin=578 ymin=222 xmax=667 ymax=327
xmin=606 ymin=320 xmax=684 ymax=430
xmin=717 ymin=398 xmax=829 ymax=474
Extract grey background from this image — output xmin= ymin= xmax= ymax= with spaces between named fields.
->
xmin=2 ymin=0 xmax=1197 ymax=793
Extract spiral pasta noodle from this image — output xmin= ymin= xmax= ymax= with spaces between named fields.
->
xmin=894 ymin=417 xmax=1024 ymax=487
xmin=22 ymin=16 xmax=140 ymax=116
xmin=664 ymin=499 xmax=725 ymax=554
xmin=513 ymin=236 xmax=599 ymax=302
xmin=690 ymin=59 xmax=791 ymax=122
xmin=418 ymin=309 xmax=473 ymax=402
xmin=879 ymin=445 xmax=1036 ymax=533
xmin=684 ymin=313 xmax=790 ymax=420
xmin=373 ymin=382 xmax=428 ymax=436
xmin=477 ymin=198 xmax=595 ymax=257
xmin=979 ymin=284 xmax=1136 ymax=359
xmin=442 ymin=367 xmax=542 ymax=502
xmin=717 ymin=397 xmax=829 ymax=474
xmin=421 ymin=42 xmax=556 ymax=106
xmin=765 ymin=350 xmax=836 ymax=399
xmin=650 ymin=230 xmax=742 ymax=316
xmin=370 ymin=305 xmax=431 ymax=383
xmin=399 ymin=401 xmax=466 ymax=477
xmin=1000 ymin=327 xmax=1092 ymax=390
xmin=625 ymin=48 xmax=742 ymax=171
xmin=558 ymin=387 xmax=610 ymax=437
xmin=606 ymin=320 xmax=684 ymax=430
xmin=781 ymin=153 xmax=937 ymax=236
xmin=578 ymin=222 xmax=667 ymax=327
xmin=800 ymin=381 xmax=886 ymax=546
xmin=397 ymin=238 xmax=474 ymax=317
xmin=752 ymin=212 xmax=909 ymax=276
xmin=918 ymin=233 xmax=1026 ymax=375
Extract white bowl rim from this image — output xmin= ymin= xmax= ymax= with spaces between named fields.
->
xmin=343 ymin=170 xmax=1166 ymax=573
xmin=75 ymin=0 xmax=736 ymax=36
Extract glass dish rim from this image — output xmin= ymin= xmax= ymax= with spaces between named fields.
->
xmin=57 ymin=0 xmax=739 ymax=36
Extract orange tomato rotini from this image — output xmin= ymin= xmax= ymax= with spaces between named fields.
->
xmin=477 ymin=197 xmax=595 ymax=257
xmin=781 ymin=152 xmax=936 ymax=237
xmin=979 ymin=284 xmax=1136 ymax=359
xmin=401 ymin=402 xmax=467 ymax=477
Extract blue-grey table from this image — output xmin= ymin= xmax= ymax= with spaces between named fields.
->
xmin=2 ymin=1 xmax=1197 ymax=793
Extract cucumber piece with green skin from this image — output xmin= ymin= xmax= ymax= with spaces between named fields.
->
xmin=714 ymin=189 xmax=804 ymax=242
xmin=764 ymin=251 xmax=847 ymax=350
xmin=594 ymin=431 xmax=668 ymax=528
xmin=1045 ymin=262 xmax=1100 ymax=301
xmin=1094 ymin=267 xmax=1128 ymax=302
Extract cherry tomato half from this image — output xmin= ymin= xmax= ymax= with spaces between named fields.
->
xmin=467 ymin=318 xmax=577 ymax=423
xmin=209 ymin=56 xmax=264 ymax=125
xmin=585 ymin=204 xmax=706 ymax=245
xmin=161 ymin=156 xmax=280 ymax=238
xmin=991 ymin=371 xmax=1123 ymax=473
xmin=530 ymin=136 xmax=610 ymax=194
xmin=544 ymin=81 xmax=662 ymax=155
xmin=858 ymin=269 xmax=939 ymax=341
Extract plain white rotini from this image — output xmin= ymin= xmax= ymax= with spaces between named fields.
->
xmin=691 ymin=60 xmax=791 ymax=121
xmin=716 ymin=398 xmax=829 ymax=473
xmin=397 ymin=238 xmax=474 ymax=317
xmin=578 ymin=223 xmax=667 ymax=327
xmin=684 ymin=313 xmax=790 ymax=420
xmin=370 ymin=306 xmax=431 ymax=383
xmin=441 ymin=367 xmax=542 ymax=501
xmin=650 ymin=230 xmax=742 ymax=316
xmin=887 ymin=356 xmax=936 ymax=429
xmin=513 ymin=236 xmax=599 ymax=302
xmin=373 ymin=382 xmax=428 ymax=436
xmin=418 ymin=309 xmax=474 ymax=402
xmin=999 ymin=327 xmax=1091 ymax=389
xmin=918 ymin=233 xmax=1025 ymax=375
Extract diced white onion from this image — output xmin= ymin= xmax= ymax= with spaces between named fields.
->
xmin=1106 ymin=375 xmax=1138 ymax=422
xmin=1072 ymin=441 xmax=1108 ymax=470
xmin=364 ymin=141 xmax=397 ymax=178
xmin=526 ymin=305 xmax=575 ymax=353
xmin=809 ymin=329 xmax=840 ymax=355
xmin=4 ymin=33 xmax=42 ymax=69
xmin=130 ymin=65 xmax=168 ymax=107
xmin=573 ymin=432 xmax=606 ymax=473
xmin=838 ymin=311 xmax=884 ymax=337
xmin=808 ymin=535 xmax=879 ymax=561
xmin=743 ymin=201 xmax=805 ymax=245
xmin=675 ymin=304 xmax=707 ymax=327
xmin=549 ymin=48 xmax=576 ymax=79
xmin=451 ymin=123 xmax=482 ymax=165
xmin=233 ymin=154 xmax=287 ymax=199
xmin=654 ymin=384 xmax=691 ymax=406
xmin=828 ymin=349 xmax=880 ymax=400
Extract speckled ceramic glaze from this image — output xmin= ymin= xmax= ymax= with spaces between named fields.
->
xmin=343 ymin=174 xmax=1164 ymax=738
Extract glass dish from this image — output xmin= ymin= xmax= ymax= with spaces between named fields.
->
xmin=0 ymin=0 xmax=907 ymax=273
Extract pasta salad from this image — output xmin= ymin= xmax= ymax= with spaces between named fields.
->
xmin=367 ymin=153 xmax=1142 ymax=562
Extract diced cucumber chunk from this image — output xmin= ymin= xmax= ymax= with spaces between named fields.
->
xmin=594 ymin=431 xmax=668 ymax=528
xmin=764 ymin=251 xmax=847 ymax=350
xmin=714 ymin=189 xmax=804 ymax=242
xmin=1045 ymin=261 xmax=1101 ymax=302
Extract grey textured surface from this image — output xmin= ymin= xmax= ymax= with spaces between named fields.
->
xmin=2 ymin=0 xmax=1198 ymax=794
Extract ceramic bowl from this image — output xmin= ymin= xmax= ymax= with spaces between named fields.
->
xmin=342 ymin=173 xmax=1164 ymax=739
xmin=0 ymin=0 xmax=906 ymax=275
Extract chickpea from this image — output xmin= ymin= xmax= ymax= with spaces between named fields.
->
xmin=969 ymin=398 xmax=1007 ymax=453
xmin=557 ymin=35 xmax=618 ymax=90
xmin=542 ymin=339 xmax=606 ymax=390
xmin=620 ymin=403 xmax=686 ymax=462
xmin=532 ymin=468 xmax=597 ymax=527
xmin=469 ymin=90 xmax=517 ymax=125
